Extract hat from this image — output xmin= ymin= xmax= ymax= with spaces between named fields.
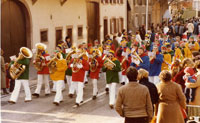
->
xmin=153 ymin=45 xmax=158 ymax=49
xmin=106 ymin=39 xmax=112 ymax=43
xmin=184 ymin=67 xmax=195 ymax=75
xmin=121 ymin=40 xmax=127 ymax=44
xmin=189 ymin=36 xmax=194 ymax=39
xmin=145 ymin=34 xmax=149 ymax=37
xmin=35 ymin=43 xmax=47 ymax=50
xmin=109 ymin=50 xmax=115 ymax=54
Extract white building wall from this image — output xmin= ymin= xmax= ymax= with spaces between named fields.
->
xmin=23 ymin=0 xmax=87 ymax=54
xmin=100 ymin=2 xmax=127 ymax=40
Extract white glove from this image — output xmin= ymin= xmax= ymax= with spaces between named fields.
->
xmin=70 ymin=64 xmax=73 ymax=68
xmin=77 ymin=64 xmax=83 ymax=69
xmin=132 ymin=58 xmax=140 ymax=65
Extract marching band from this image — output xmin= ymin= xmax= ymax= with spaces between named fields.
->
xmin=6 ymin=31 xmax=200 ymax=109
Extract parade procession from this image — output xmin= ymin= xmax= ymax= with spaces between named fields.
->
xmin=1 ymin=0 xmax=200 ymax=123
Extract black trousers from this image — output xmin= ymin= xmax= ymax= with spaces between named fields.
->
xmin=125 ymin=117 xmax=148 ymax=123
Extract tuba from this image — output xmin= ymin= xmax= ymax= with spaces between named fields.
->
xmin=33 ymin=43 xmax=47 ymax=71
xmin=66 ymin=48 xmax=76 ymax=65
xmin=47 ymin=52 xmax=62 ymax=74
xmin=72 ymin=52 xmax=86 ymax=73
xmin=33 ymin=51 xmax=45 ymax=71
xmin=10 ymin=47 xmax=33 ymax=79
xmin=90 ymin=49 xmax=101 ymax=72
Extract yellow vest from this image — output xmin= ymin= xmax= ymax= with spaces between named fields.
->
xmin=50 ymin=59 xmax=67 ymax=81
xmin=185 ymin=42 xmax=200 ymax=52
xmin=161 ymin=53 xmax=172 ymax=71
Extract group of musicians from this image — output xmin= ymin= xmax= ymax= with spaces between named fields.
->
xmin=7 ymin=33 xmax=200 ymax=109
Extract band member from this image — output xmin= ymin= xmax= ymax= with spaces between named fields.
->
xmin=136 ymin=46 xmax=150 ymax=71
xmin=89 ymin=49 xmax=103 ymax=100
xmin=81 ymin=43 xmax=89 ymax=85
xmin=179 ymin=41 xmax=192 ymax=59
xmin=116 ymin=49 xmax=129 ymax=85
xmin=69 ymin=48 xmax=89 ymax=107
xmin=65 ymin=47 xmax=76 ymax=98
xmin=8 ymin=47 xmax=33 ymax=104
xmin=149 ymin=46 xmax=163 ymax=85
xmin=185 ymin=36 xmax=199 ymax=52
xmin=102 ymin=50 xmax=121 ymax=109
xmin=105 ymin=39 xmax=115 ymax=51
xmin=116 ymin=40 xmax=130 ymax=85
xmin=50 ymin=52 xmax=67 ymax=106
xmin=173 ymin=42 xmax=183 ymax=61
xmin=161 ymin=46 xmax=172 ymax=71
xmin=102 ymin=45 xmax=111 ymax=93
xmin=93 ymin=39 xmax=103 ymax=53
xmin=32 ymin=43 xmax=50 ymax=97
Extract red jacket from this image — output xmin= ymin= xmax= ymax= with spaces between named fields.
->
xmin=69 ymin=58 xmax=89 ymax=82
xmin=89 ymin=56 xmax=103 ymax=79
xmin=38 ymin=53 xmax=50 ymax=74
xmin=117 ymin=56 xmax=129 ymax=75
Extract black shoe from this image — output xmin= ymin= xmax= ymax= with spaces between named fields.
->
xmin=60 ymin=101 xmax=63 ymax=103
xmin=109 ymin=104 xmax=114 ymax=109
xmin=24 ymin=100 xmax=32 ymax=103
xmin=84 ymin=81 xmax=88 ymax=85
xmin=51 ymin=91 xmax=56 ymax=93
xmin=80 ymin=101 xmax=83 ymax=103
xmin=92 ymin=96 xmax=97 ymax=100
xmin=45 ymin=94 xmax=50 ymax=96
xmin=105 ymin=88 xmax=109 ymax=94
xmin=3 ymin=88 xmax=9 ymax=94
xmin=121 ymin=82 xmax=125 ymax=85
xmin=68 ymin=94 xmax=73 ymax=98
xmin=8 ymin=100 xmax=16 ymax=104
xmin=53 ymin=102 xmax=59 ymax=106
xmin=32 ymin=93 xmax=39 ymax=98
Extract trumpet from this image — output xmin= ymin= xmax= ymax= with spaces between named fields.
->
xmin=132 ymin=50 xmax=143 ymax=63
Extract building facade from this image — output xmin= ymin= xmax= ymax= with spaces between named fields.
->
xmin=127 ymin=0 xmax=168 ymax=33
xmin=1 ymin=0 xmax=127 ymax=62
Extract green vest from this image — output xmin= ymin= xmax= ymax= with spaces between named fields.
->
xmin=102 ymin=60 xmax=121 ymax=84
xmin=17 ymin=58 xmax=30 ymax=80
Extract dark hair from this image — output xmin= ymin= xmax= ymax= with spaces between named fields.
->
xmin=126 ymin=66 xmax=138 ymax=82
xmin=159 ymin=70 xmax=172 ymax=82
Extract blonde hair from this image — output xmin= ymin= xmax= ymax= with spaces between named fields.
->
xmin=138 ymin=69 xmax=149 ymax=80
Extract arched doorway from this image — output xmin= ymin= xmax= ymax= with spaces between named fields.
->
xmin=1 ymin=0 xmax=31 ymax=62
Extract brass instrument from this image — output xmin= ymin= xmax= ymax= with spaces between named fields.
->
xmin=10 ymin=47 xmax=33 ymax=79
xmin=47 ymin=52 xmax=62 ymax=74
xmin=103 ymin=55 xmax=116 ymax=70
xmin=72 ymin=52 xmax=86 ymax=73
xmin=66 ymin=49 xmax=76 ymax=65
xmin=149 ymin=51 xmax=156 ymax=62
xmin=90 ymin=50 xmax=101 ymax=72
xmin=33 ymin=51 xmax=45 ymax=71
xmin=132 ymin=50 xmax=143 ymax=63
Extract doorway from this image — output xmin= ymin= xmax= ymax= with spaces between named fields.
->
xmin=87 ymin=2 xmax=100 ymax=44
xmin=1 ymin=0 xmax=31 ymax=62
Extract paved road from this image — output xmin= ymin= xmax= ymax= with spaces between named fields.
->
xmin=1 ymin=73 xmax=124 ymax=123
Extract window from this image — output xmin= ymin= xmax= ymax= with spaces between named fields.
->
xmin=142 ymin=0 xmax=146 ymax=5
xmin=120 ymin=0 xmax=123 ymax=4
xmin=40 ymin=29 xmax=48 ymax=42
xmin=137 ymin=0 xmax=142 ymax=5
xmin=113 ymin=0 xmax=117 ymax=4
xmin=55 ymin=27 xmax=63 ymax=46
xmin=78 ymin=26 xmax=83 ymax=39
xmin=110 ymin=19 xmax=114 ymax=34
xmin=120 ymin=18 xmax=124 ymax=32
xmin=135 ymin=15 xmax=139 ymax=28
xmin=142 ymin=14 xmax=146 ymax=25
xmin=66 ymin=26 xmax=73 ymax=44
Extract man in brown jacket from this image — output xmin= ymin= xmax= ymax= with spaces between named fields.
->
xmin=115 ymin=66 xmax=153 ymax=123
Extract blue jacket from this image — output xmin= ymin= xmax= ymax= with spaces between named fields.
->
xmin=137 ymin=55 xmax=150 ymax=72
xmin=149 ymin=54 xmax=163 ymax=76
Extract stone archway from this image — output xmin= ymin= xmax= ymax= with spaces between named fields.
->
xmin=1 ymin=0 xmax=31 ymax=62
